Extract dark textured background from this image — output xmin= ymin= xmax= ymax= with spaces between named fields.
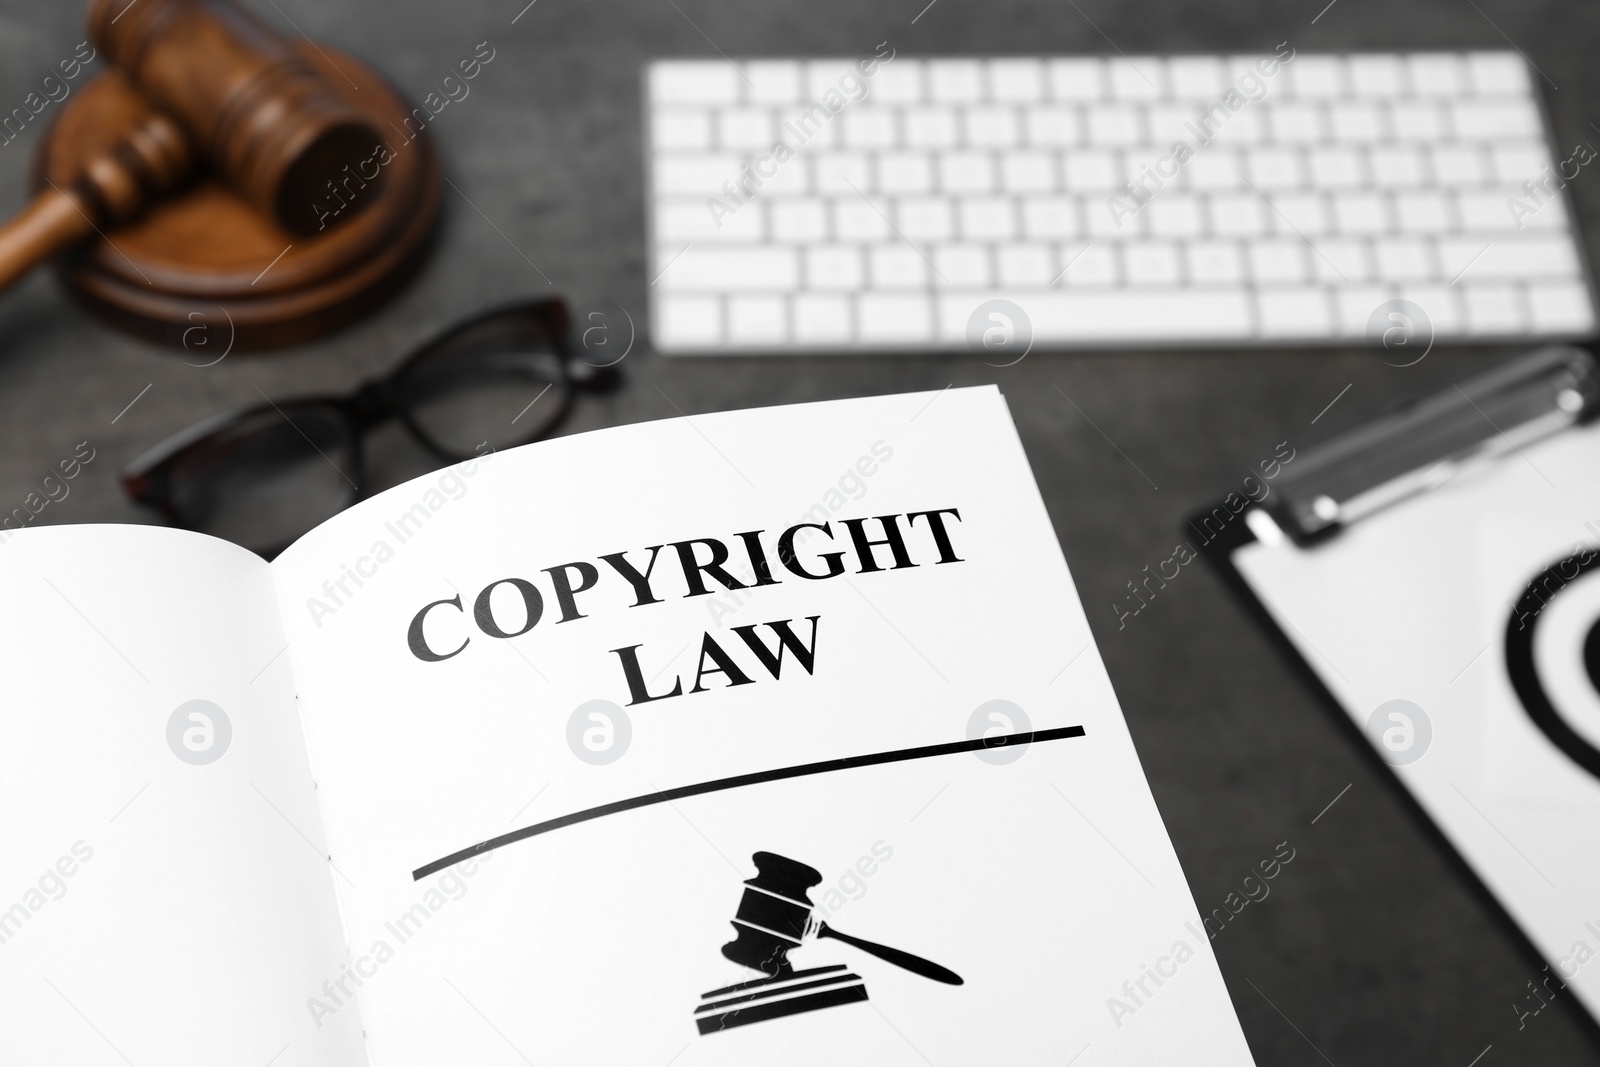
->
xmin=1 ymin=0 xmax=1596 ymax=1062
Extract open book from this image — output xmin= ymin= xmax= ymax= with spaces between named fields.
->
xmin=0 ymin=387 xmax=1255 ymax=1066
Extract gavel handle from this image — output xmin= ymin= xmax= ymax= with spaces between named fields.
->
xmin=815 ymin=922 xmax=964 ymax=985
xmin=0 ymin=104 xmax=191 ymax=299
xmin=0 ymin=187 xmax=98 ymax=295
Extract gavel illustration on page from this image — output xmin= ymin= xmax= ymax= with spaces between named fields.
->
xmin=695 ymin=851 xmax=962 ymax=1035
xmin=0 ymin=0 xmax=379 ymax=295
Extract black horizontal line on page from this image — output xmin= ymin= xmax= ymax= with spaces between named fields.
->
xmin=411 ymin=724 xmax=1087 ymax=880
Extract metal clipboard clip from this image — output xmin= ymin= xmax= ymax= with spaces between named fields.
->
xmin=1262 ymin=344 xmax=1600 ymax=547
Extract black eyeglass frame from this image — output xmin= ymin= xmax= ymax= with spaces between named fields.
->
xmin=123 ymin=297 xmax=616 ymax=551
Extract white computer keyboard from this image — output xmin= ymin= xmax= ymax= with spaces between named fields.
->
xmin=645 ymin=52 xmax=1597 ymax=353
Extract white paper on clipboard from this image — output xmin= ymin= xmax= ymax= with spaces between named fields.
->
xmin=1223 ymin=385 xmax=1600 ymax=1020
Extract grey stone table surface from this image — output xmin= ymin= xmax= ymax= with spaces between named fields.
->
xmin=1 ymin=0 xmax=1596 ymax=1062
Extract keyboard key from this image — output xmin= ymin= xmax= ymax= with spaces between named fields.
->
xmin=1110 ymin=58 xmax=1164 ymax=100
xmin=1248 ymin=239 xmax=1309 ymax=283
xmin=1348 ymin=54 xmax=1407 ymax=98
xmin=869 ymin=245 xmax=930 ymax=288
xmin=1210 ymin=193 xmax=1267 ymax=235
xmin=1269 ymin=103 xmax=1327 ymax=144
xmin=744 ymin=61 xmax=802 ymax=104
xmin=656 ymin=295 xmax=722 ymax=347
xmin=1026 ymin=106 xmax=1081 ymax=146
xmin=966 ymin=106 xmax=1021 ymax=147
xmin=929 ymin=59 xmax=985 ymax=102
xmin=1022 ymin=196 xmax=1081 ymax=238
xmin=898 ymin=197 xmax=954 ymax=240
xmin=1266 ymin=192 xmax=1330 ymax=236
xmin=653 ymin=62 xmax=739 ymax=104
xmin=1049 ymin=58 xmax=1105 ymax=101
xmin=771 ymin=199 xmax=829 ymax=241
xmin=1210 ymin=106 xmax=1265 ymax=145
xmin=1059 ymin=243 xmax=1117 ymax=285
xmin=833 ymin=199 xmax=892 ymax=240
xmin=1468 ymin=52 xmax=1531 ymax=96
xmin=1456 ymin=190 xmax=1531 ymax=231
xmin=1063 ymin=149 xmax=1122 ymax=191
xmin=1457 ymin=236 xmax=1581 ymax=279
xmin=1394 ymin=190 xmax=1455 ymax=233
xmin=659 ymin=199 xmax=764 ymax=242
xmin=1461 ymin=282 xmax=1525 ymax=334
xmin=805 ymin=60 xmax=865 ymax=101
xmin=1491 ymin=143 xmax=1552 ymax=186
xmin=1409 ymin=53 xmax=1466 ymax=96
xmin=936 ymin=289 xmax=1253 ymax=340
xmin=1332 ymin=191 xmax=1390 ymax=233
xmin=815 ymin=153 xmax=872 ymax=193
xmin=805 ymin=245 xmax=864 ymax=289
xmin=1288 ymin=56 xmax=1346 ymax=98
xmin=1389 ymin=101 xmax=1445 ymax=141
xmin=1187 ymin=149 xmax=1243 ymax=190
xmin=1505 ymin=191 xmax=1568 ymax=231
xmin=1452 ymin=100 xmax=1541 ymax=140
xmin=719 ymin=108 xmax=775 ymax=149
xmin=1435 ymin=237 xmax=1497 ymax=281
xmin=728 ymin=295 xmax=788 ymax=343
xmin=940 ymin=152 xmax=997 ymax=193
xmin=858 ymin=292 xmax=934 ymax=342
xmin=1308 ymin=147 xmax=1366 ymax=189
xmin=1396 ymin=283 xmax=1463 ymax=335
xmin=960 ymin=197 xmax=1017 ymax=240
xmin=1374 ymin=237 xmax=1436 ymax=281
xmin=879 ymin=152 xmax=935 ymax=194
xmin=1148 ymin=104 xmax=1199 ymax=146
xmin=1257 ymin=287 xmax=1334 ymax=337
xmin=1168 ymin=57 xmax=1225 ymax=99
xmin=1186 ymin=240 xmax=1245 ymax=283
xmin=1335 ymin=286 xmax=1392 ymax=334
xmin=1370 ymin=146 xmax=1427 ymax=187
xmin=655 ymin=153 xmax=742 ymax=194
xmin=664 ymin=246 xmax=798 ymax=291
xmin=1431 ymin=145 xmax=1488 ymax=186
xmin=904 ymin=107 xmax=959 ymax=148
xmin=990 ymin=59 xmax=1046 ymax=102
xmin=843 ymin=108 xmax=898 ymax=148
xmin=1123 ymin=241 xmax=1181 ymax=284
xmin=1527 ymin=280 xmax=1595 ymax=332
xmin=781 ymin=104 xmax=837 ymax=148
xmin=1087 ymin=199 xmax=1143 ymax=237
xmin=996 ymin=245 xmax=1056 ymax=286
xmin=1329 ymin=102 xmax=1386 ymax=143
xmin=1312 ymin=239 xmax=1372 ymax=283
xmin=1001 ymin=151 xmax=1058 ymax=192
xmin=654 ymin=109 xmax=712 ymax=150
xmin=872 ymin=61 xmax=925 ymax=104
xmin=793 ymin=293 xmax=852 ymax=342
xmin=934 ymin=245 xmax=992 ymax=286
xmin=1086 ymin=105 xmax=1143 ymax=145
xmin=1148 ymin=194 xmax=1206 ymax=236
xmin=1248 ymin=147 xmax=1305 ymax=190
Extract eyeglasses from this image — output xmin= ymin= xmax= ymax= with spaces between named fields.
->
xmin=123 ymin=298 xmax=616 ymax=558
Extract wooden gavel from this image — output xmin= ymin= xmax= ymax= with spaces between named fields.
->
xmin=0 ymin=0 xmax=380 ymax=296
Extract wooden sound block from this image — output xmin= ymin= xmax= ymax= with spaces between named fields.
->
xmin=32 ymin=44 xmax=440 ymax=350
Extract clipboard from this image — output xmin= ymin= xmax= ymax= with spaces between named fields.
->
xmin=1195 ymin=343 xmax=1600 ymax=1023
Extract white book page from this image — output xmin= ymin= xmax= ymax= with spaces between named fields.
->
xmin=272 ymin=387 xmax=1254 ymax=1066
xmin=0 ymin=525 xmax=364 ymax=1067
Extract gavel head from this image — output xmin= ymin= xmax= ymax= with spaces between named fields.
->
xmin=720 ymin=852 xmax=822 ymax=977
xmin=86 ymin=0 xmax=383 ymax=235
